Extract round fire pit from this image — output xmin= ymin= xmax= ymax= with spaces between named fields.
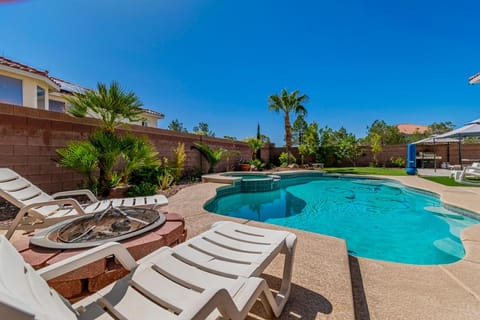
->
xmin=30 ymin=206 xmax=167 ymax=249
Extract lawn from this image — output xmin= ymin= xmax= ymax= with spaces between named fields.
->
xmin=421 ymin=176 xmax=480 ymax=187
xmin=322 ymin=167 xmax=407 ymax=176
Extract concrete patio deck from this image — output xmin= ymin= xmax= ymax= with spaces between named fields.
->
xmin=2 ymin=174 xmax=480 ymax=319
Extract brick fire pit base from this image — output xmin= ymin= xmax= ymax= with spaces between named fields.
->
xmin=13 ymin=212 xmax=187 ymax=301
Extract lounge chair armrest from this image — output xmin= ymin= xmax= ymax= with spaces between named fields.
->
xmin=51 ymin=189 xmax=98 ymax=202
xmin=37 ymin=242 xmax=138 ymax=281
xmin=19 ymin=198 xmax=87 ymax=216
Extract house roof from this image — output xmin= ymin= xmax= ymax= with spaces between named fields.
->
xmin=469 ymin=72 xmax=480 ymax=84
xmin=396 ymin=124 xmax=428 ymax=135
xmin=51 ymin=77 xmax=88 ymax=94
xmin=0 ymin=56 xmax=59 ymax=90
xmin=141 ymin=108 xmax=164 ymax=119
xmin=0 ymin=56 xmax=164 ymax=120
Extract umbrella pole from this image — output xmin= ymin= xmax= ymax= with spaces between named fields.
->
xmin=459 ymin=138 xmax=463 ymax=169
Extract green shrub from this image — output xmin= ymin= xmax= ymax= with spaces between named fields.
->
xmin=127 ymin=182 xmax=158 ymax=197
xmin=390 ymin=156 xmax=406 ymax=168
xmin=279 ymin=152 xmax=296 ymax=167
xmin=129 ymin=165 xmax=160 ymax=186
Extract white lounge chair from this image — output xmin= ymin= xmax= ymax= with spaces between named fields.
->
xmin=0 ymin=168 xmax=168 ymax=239
xmin=452 ymin=163 xmax=480 ymax=185
xmin=0 ymin=221 xmax=297 ymax=319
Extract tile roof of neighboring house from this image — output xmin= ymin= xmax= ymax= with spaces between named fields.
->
xmin=469 ymin=72 xmax=480 ymax=84
xmin=396 ymin=124 xmax=428 ymax=135
xmin=0 ymin=55 xmax=51 ymax=78
xmin=142 ymin=108 xmax=164 ymax=119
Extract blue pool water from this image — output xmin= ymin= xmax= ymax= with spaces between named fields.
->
xmin=205 ymin=176 xmax=479 ymax=265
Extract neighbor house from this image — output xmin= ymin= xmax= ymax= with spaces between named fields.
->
xmin=396 ymin=124 xmax=428 ymax=136
xmin=0 ymin=56 xmax=164 ymax=127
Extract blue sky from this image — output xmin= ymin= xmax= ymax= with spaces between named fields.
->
xmin=1 ymin=0 xmax=479 ymax=145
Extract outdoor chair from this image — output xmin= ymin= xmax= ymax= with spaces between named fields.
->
xmin=452 ymin=163 xmax=480 ymax=185
xmin=0 ymin=168 xmax=168 ymax=240
xmin=0 ymin=221 xmax=297 ymax=319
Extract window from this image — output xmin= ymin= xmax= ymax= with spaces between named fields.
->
xmin=49 ymin=100 xmax=65 ymax=113
xmin=37 ymin=86 xmax=45 ymax=110
xmin=142 ymin=121 xmax=148 ymax=126
xmin=0 ymin=74 xmax=22 ymax=105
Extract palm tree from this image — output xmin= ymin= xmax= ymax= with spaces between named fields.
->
xmin=268 ymin=89 xmax=309 ymax=162
xmin=66 ymin=81 xmax=144 ymax=134
xmin=191 ymin=142 xmax=229 ymax=173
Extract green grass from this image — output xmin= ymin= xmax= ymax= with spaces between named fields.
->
xmin=421 ymin=176 xmax=480 ymax=187
xmin=322 ymin=167 xmax=407 ymax=176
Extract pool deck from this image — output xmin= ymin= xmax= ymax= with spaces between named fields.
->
xmin=3 ymin=172 xmax=480 ymax=319
xmin=162 ymin=173 xmax=480 ymax=319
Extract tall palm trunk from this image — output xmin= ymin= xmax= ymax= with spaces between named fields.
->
xmin=284 ymin=112 xmax=292 ymax=161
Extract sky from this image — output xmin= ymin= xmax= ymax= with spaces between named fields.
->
xmin=0 ymin=0 xmax=479 ymax=145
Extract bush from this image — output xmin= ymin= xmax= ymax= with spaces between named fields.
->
xmin=172 ymin=142 xmax=186 ymax=182
xmin=279 ymin=152 xmax=296 ymax=167
xmin=390 ymin=156 xmax=406 ymax=168
xmin=129 ymin=166 xmax=160 ymax=186
xmin=127 ymin=182 xmax=158 ymax=197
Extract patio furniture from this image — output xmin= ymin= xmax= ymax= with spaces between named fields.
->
xmin=452 ymin=163 xmax=480 ymax=185
xmin=0 ymin=168 xmax=168 ymax=240
xmin=0 ymin=221 xmax=297 ymax=319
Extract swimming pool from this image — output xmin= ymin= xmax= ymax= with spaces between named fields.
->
xmin=205 ymin=176 xmax=479 ymax=265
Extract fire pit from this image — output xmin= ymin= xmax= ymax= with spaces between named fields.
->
xmin=30 ymin=206 xmax=167 ymax=249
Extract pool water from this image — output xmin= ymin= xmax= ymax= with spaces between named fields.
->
xmin=205 ymin=176 xmax=479 ymax=265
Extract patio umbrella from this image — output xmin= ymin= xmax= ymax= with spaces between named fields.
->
xmin=436 ymin=119 xmax=480 ymax=168
xmin=413 ymin=135 xmax=459 ymax=171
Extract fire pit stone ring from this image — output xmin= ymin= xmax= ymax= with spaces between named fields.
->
xmin=30 ymin=206 xmax=167 ymax=249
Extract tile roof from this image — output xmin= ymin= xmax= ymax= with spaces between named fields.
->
xmin=396 ymin=124 xmax=428 ymax=135
xmin=0 ymin=55 xmax=51 ymax=78
xmin=469 ymin=72 xmax=480 ymax=84
xmin=141 ymin=108 xmax=164 ymax=119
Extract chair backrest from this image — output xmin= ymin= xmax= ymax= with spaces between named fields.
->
xmin=0 ymin=235 xmax=77 ymax=320
xmin=0 ymin=168 xmax=53 ymax=209
xmin=472 ymin=162 xmax=480 ymax=168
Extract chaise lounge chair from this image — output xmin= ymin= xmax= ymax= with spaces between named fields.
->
xmin=452 ymin=162 xmax=480 ymax=185
xmin=0 ymin=168 xmax=168 ymax=240
xmin=0 ymin=221 xmax=297 ymax=319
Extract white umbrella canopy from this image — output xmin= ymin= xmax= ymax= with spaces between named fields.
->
xmin=436 ymin=122 xmax=480 ymax=139
xmin=435 ymin=119 xmax=480 ymax=168
xmin=412 ymin=135 xmax=459 ymax=144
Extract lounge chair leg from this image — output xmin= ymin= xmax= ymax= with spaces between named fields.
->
xmin=277 ymin=233 xmax=297 ymax=310
xmin=5 ymin=208 xmax=29 ymax=240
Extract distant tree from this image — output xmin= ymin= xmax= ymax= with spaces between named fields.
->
xmin=333 ymin=127 xmax=362 ymax=166
xmin=298 ymin=122 xmax=320 ymax=164
xmin=268 ymin=89 xmax=309 ymax=162
xmin=193 ymin=122 xmax=215 ymax=137
xmin=370 ymin=133 xmax=383 ymax=166
xmin=168 ymin=119 xmax=188 ymax=132
xmin=292 ymin=115 xmax=308 ymax=146
xmin=366 ymin=120 xmax=403 ymax=145
xmin=223 ymin=135 xmax=237 ymax=141
xmin=428 ymin=121 xmax=455 ymax=135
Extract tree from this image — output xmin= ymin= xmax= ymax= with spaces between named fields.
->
xmin=292 ymin=115 xmax=308 ymax=146
xmin=191 ymin=142 xmax=228 ymax=173
xmin=333 ymin=128 xmax=362 ymax=166
xmin=244 ymin=137 xmax=264 ymax=160
xmin=268 ymin=89 xmax=309 ymax=162
xmin=298 ymin=122 xmax=320 ymax=164
xmin=168 ymin=119 xmax=188 ymax=132
xmin=366 ymin=120 xmax=403 ymax=145
xmin=193 ymin=122 xmax=215 ymax=137
xmin=428 ymin=121 xmax=455 ymax=135
xmin=370 ymin=133 xmax=383 ymax=166
xmin=223 ymin=135 xmax=237 ymax=141
xmin=66 ymin=81 xmax=144 ymax=134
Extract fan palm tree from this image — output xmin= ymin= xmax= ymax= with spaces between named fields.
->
xmin=268 ymin=89 xmax=309 ymax=162
xmin=66 ymin=81 xmax=144 ymax=134
xmin=191 ymin=142 xmax=229 ymax=173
